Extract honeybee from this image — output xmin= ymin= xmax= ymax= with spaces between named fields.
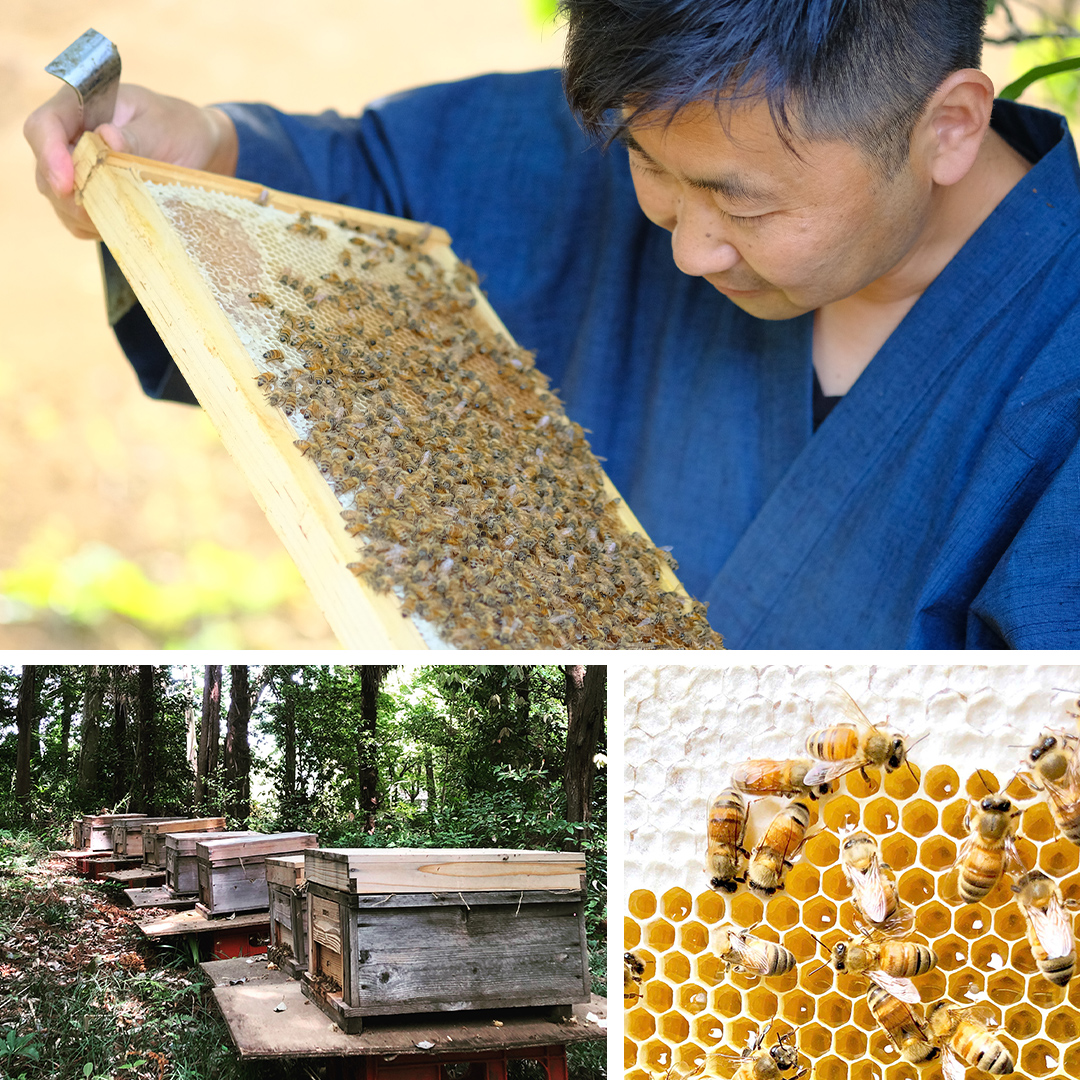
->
xmin=866 ymin=985 xmax=938 ymax=1064
xmin=624 ymin=951 xmax=646 ymax=1006
xmin=712 ymin=926 xmax=796 ymax=978
xmin=748 ymin=801 xmax=810 ymax=898
xmin=1013 ymin=870 xmax=1078 ymax=986
xmin=1020 ymin=729 xmax=1080 ymax=846
xmin=955 ymin=789 xmax=1022 ymax=903
xmin=263 ymin=349 xmax=284 ymax=361
xmin=839 ymin=828 xmax=913 ymax=937
xmin=705 ymin=789 xmax=749 ymax=893
xmin=731 ymin=759 xmax=836 ymax=801
xmin=831 ymin=934 xmax=938 ymax=1003
xmin=728 ymin=1028 xmax=806 ymax=1080
xmin=248 ymin=291 xmax=275 ymax=307
xmin=924 ymin=1002 xmax=1014 ymax=1080
xmin=803 ymin=685 xmax=910 ymax=787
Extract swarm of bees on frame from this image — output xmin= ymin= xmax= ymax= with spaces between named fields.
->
xmin=153 ymin=183 xmax=722 ymax=649
xmin=625 ymin=687 xmax=1080 ymax=1080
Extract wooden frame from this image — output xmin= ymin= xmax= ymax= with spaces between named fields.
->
xmin=72 ymin=133 xmax=698 ymax=650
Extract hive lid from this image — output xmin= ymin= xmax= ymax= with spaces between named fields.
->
xmin=304 ymin=847 xmax=585 ymax=894
xmin=165 ymin=829 xmax=257 ymax=852
xmin=142 ymin=817 xmax=227 ymax=836
xmin=195 ymin=832 xmax=319 ymax=863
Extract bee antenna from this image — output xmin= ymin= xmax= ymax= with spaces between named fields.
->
xmin=805 ymin=929 xmax=830 ymax=955
xmin=1051 ymin=687 xmax=1080 ymax=695
xmin=976 ymin=767 xmax=995 ymax=794
xmin=807 ymin=959 xmax=830 ymax=978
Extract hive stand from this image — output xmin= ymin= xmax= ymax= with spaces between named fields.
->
xmin=138 ymin=908 xmax=270 ymax=961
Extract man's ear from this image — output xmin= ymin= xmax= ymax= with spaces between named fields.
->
xmin=912 ymin=68 xmax=995 ymax=187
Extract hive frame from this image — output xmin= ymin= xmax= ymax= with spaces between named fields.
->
xmin=624 ymin=664 xmax=1080 ymax=1080
xmin=73 ymin=132 xmax=685 ymax=649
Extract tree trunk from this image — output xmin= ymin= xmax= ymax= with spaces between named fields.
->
xmin=59 ymin=669 xmax=77 ymax=771
xmin=110 ymin=667 xmax=132 ymax=807
xmin=15 ymin=666 xmax=38 ymax=823
xmin=131 ymin=666 xmax=156 ymax=814
xmin=563 ymin=665 xmax=606 ymax=836
xmin=358 ymin=666 xmax=391 ymax=833
xmin=282 ymin=688 xmax=297 ymax=827
xmin=224 ymin=666 xmax=251 ymax=823
xmin=196 ymin=665 xmax=222 ymax=811
xmin=76 ymin=666 xmax=105 ymax=806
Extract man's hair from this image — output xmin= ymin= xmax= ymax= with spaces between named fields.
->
xmin=560 ymin=0 xmax=987 ymax=175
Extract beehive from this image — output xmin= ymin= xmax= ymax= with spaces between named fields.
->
xmin=164 ymin=829 xmax=257 ymax=896
xmin=195 ymin=832 xmax=319 ymax=915
xmin=142 ymin=817 xmax=227 ymax=868
xmin=80 ymin=813 xmax=146 ymax=852
xmin=623 ymin=664 xmax=1080 ymax=1080
xmin=266 ymin=853 xmax=308 ymax=978
xmin=73 ymin=133 xmax=721 ymax=651
xmin=300 ymin=848 xmax=590 ymax=1033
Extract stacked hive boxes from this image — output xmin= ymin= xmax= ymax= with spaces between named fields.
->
xmin=624 ymin=665 xmax=1080 ymax=1080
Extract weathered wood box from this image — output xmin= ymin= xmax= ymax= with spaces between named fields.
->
xmin=266 ymin=854 xmax=308 ymax=978
xmin=300 ymin=849 xmax=589 ymax=1033
xmin=166 ymin=831 xmax=256 ymax=895
xmin=112 ymin=817 xmax=187 ymax=858
xmin=143 ymin=818 xmax=226 ymax=868
xmin=81 ymin=814 xmax=146 ymax=852
xmin=196 ymin=833 xmax=318 ymax=916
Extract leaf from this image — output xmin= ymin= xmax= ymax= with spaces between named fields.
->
xmin=999 ymin=57 xmax=1080 ymax=101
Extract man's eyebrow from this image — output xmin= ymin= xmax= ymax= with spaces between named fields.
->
xmin=616 ymin=129 xmax=777 ymax=206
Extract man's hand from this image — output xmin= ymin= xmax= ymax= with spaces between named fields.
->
xmin=24 ymin=83 xmax=239 ymax=240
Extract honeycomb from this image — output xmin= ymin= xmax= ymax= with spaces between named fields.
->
xmin=143 ymin=181 xmax=721 ymax=650
xmin=623 ymin=664 xmax=1080 ymax=1080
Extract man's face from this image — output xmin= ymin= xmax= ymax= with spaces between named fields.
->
xmin=622 ymin=100 xmax=933 ymax=319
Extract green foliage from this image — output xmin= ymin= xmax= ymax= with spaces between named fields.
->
xmin=1003 ymin=44 xmax=1080 ymax=115
xmin=527 ymin=0 xmax=562 ymax=28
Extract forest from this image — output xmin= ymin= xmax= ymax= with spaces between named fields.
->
xmin=0 ymin=664 xmax=606 ymax=1080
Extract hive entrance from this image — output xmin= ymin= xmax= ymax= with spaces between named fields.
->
xmin=74 ymin=133 xmax=722 ymax=649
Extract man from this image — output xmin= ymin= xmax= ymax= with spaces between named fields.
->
xmin=25 ymin=0 xmax=1080 ymax=647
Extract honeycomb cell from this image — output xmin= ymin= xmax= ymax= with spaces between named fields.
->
xmin=746 ymin=986 xmax=777 ymax=1021
xmin=1020 ymin=1038 xmax=1060 ymax=1077
xmin=799 ymin=960 xmax=834 ymax=995
xmin=627 ymin=1009 xmax=656 ymax=1041
xmin=868 ymin=1030 xmax=898 ymax=1062
xmin=881 ymin=1063 xmax=918 ymax=1080
xmin=1066 ymin=1043 xmax=1080 ymax=1076
xmin=663 ymin=887 xmax=693 ymax=921
xmin=730 ymin=892 xmax=763 ymax=927
xmin=992 ymin=903 xmax=1027 ymax=941
xmin=1045 ymin=1006 xmax=1080 ymax=1044
xmin=1014 ymin=836 xmax=1038 ymax=872
xmin=678 ymin=983 xmax=709 ymax=1014
xmin=644 ymin=980 xmax=673 ymax=1013
xmin=915 ymin=968 xmax=946 ymax=1003
xmin=852 ymin=995 xmax=876 ymax=1032
xmin=624 ymin=1039 xmax=639 ymax=1070
xmin=804 ymin=830 xmax=840 ymax=868
xmin=752 ymin=922 xmax=781 ymax=944
xmin=823 ymin=795 xmax=862 ymax=833
xmin=711 ymin=985 xmax=742 ymax=1017
xmin=837 ymin=900 xmax=861 ymax=935
xmin=966 ymin=770 xmax=999 ymax=797
xmin=765 ymin=895 xmax=800 ymax=931
xmin=821 ymin=865 xmax=850 ymax=901
xmin=923 ymin=764 xmax=960 ymax=801
xmin=679 ymin=921 xmax=709 ymax=954
xmin=782 ymin=989 xmax=816 ymax=1024
xmin=817 ymin=991 xmax=852 ymax=1027
xmin=898 ymin=868 xmax=935 ymax=906
xmin=625 ymin=916 xmax=642 ymax=950
xmin=695 ymin=890 xmax=725 ymax=924
xmin=834 ymin=1024 xmax=866 ymax=1057
xmin=987 ymin=968 xmax=1026 ymax=1005
xmin=953 ymin=905 xmax=992 ymax=939
xmin=900 ymin=798 xmax=938 ymax=837
xmin=1022 ymin=801 xmax=1058 ymax=843
xmin=783 ymin=926 xmax=818 ymax=963
xmin=850 ymin=1061 xmax=885 ymax=1080
xmin=845 ymin=768 xmax=881 ymax=798
xmin=880 ymin=832 xmax=917 ymax=871
xmin=919 ymin=834 xmax=956 ymax=871
xmin=1006 ymin=1003 xmax=1045 ymax=1040
xmin=659 ymin=1010 xmax=690 ymax=1043
xmin=785 ymin=862 xmax=821 ymax=900
xmin=884 ymin=762 xmax=921 ymax=801
xmin=802 ymin=896 xmax=837 ymax=932
xmin=940 ymin=799 xmax=969 ymax=839
xmin=673 ymin=1043 xmax=709 ymax=1074
xmin=696 ymin=952 xmax=721 ymax=986
xmin=1027 ymin=978 xmax=1067 ymax=1009
xmin=947 ymin=969 xmax=984 ymax=1002
xmin=1009 ymin=938 xmax=1037 ymax=975
xmin=932 ymin=932 xmax=968 ymax=970
xmin=864 ymin=798 xmax=901 ymax=835
xmin=726 ymin=1016 xmax=759 ymax=1053
xmin=646 ymin=917 xmax=676 ymax=951
xmin=1039 ymin=837 xmax=1080 ymax=877
xmin=798 ymin=1021 xmax=832 ymax=1057
xmin=662 ymin=951 xmax=692 ymax=983
xmin=1007 ymin=771 xmax=1039 ymax=801
xmin=969 ymin=936 xmax=1008 ymax=973
xmin=641 ymin=1038 xmax=671 ymax=1072
xmin=691 ymin=1014 xmax=725 ymax=1046
xmin=629 ymin=889 xmax=658 ymax=920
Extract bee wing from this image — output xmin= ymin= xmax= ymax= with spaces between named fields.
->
xmin=848 ymin=858 xmax=890 ymax=923
xmin=821 ymin=684 xmax=878 ymax=732
xmin=1003 ymin=833 xmax=1028 ymax=877
xmin=941 ymin=1047 xmax=967 ymax=1080
xmin=952 ymin=829 xmax=978 ymax=872
xmin=803 ymin=758 xmax=865 ymax=787
xmin=727 ymin=933 xmax=773 ymax=976
xmin=1025 ymin=896 xmax=1076 ymax=957
xmin=867 ymin=970 xmax=919 ymax=1004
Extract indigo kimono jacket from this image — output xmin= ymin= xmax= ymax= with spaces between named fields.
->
xmin=113 ymin=70 xmax=1080 ymax=648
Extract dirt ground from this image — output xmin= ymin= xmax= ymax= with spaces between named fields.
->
xmin=0 ymin=0 xmax=564 ymax=649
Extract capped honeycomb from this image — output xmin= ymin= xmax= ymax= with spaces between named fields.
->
xmin=142 ymin=179 xmax=721 ymax=650
xmin=623 ymin=664 xmax=1080 ymax=1080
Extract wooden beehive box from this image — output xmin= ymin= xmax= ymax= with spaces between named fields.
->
xmin=165 ymin=830 xmax=256 ymax=895
xmin=112 ymin=817 xmax=189 ymax=858
xmin=196 ymin=832 xmax=318 ymax=916
xmin=266 ymin=854 xmax=308 ymax=978
xmin=82 ymin=814 xmax=146 ymax=852
xmin=72 ymin=132 xmax=722 ymax=651
xmin=301 ymin=848 xmax=589 ymax=1033
xmin=143 ymin=817 xmax=227 ymax=867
